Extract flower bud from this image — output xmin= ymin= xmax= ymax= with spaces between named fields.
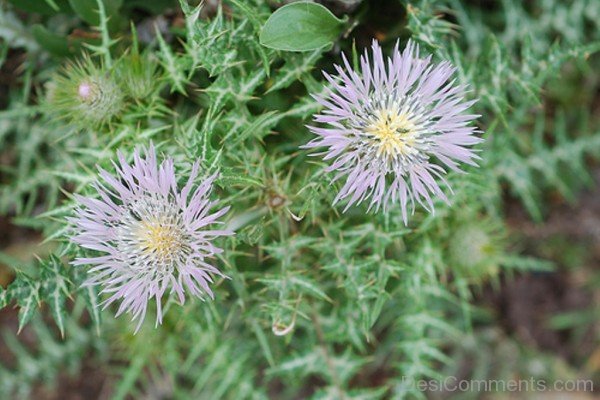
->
xmin=116 ymin=52 xmax=162 ymax=100
xmin=448 ymin=224 xmax=500 ymax=280
xmin=45 ymin=56 xmax=124 ymax=128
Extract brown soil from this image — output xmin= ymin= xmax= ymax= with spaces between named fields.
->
xmin=484 ymin=168 xmax=600 ymax=369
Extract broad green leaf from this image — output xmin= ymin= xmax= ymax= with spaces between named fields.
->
xmin=32 ymin=25 xmax=79 ymax=57
xmin=259 ymin=2 xmax=345 ymax=52
xmin=7 ymin=0 xmax=69 ymax=15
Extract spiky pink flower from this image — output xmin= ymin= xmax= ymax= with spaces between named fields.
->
xmin=70 ymin=145 xmax=232 ymax=331
xmin=303 ymin=40 xmax=482 ymax=223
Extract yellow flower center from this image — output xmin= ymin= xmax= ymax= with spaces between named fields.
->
xmin=136 ymin=219 xmax=182 ymax=259
xmin=366 ymin=109 xmax=418 ymax=158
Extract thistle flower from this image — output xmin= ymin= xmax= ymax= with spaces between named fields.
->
xmin=303 ymin=40 xmax=482 ymax=222
xmin=45 ymin=55 xmax=124 ymax=128
xmin=69 ymin=145 xmax=232 ymax=331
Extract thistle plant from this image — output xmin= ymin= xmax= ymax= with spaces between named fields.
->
xmin=1 ymin=0 xmax=599 ymax=399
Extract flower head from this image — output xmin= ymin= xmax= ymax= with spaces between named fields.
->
xmin=303 ymin=40 xmax=482 ymax=223
xmin=70 ymin=145 xmax=232 ymax=331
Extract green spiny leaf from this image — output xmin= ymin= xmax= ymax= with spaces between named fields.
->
xmin=10 ymin=272 xmax=41 ymax=332
xmin=39 ymin=256 xmax=71 ymax=337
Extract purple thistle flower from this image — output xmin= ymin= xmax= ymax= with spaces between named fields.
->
xmin=303 ymin=40 xmax=482 ymax=223
xmin=69 ymin=145 xmax=232 ymax=331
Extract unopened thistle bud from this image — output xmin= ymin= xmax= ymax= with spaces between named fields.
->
xmin=448 ymin=224 xmax=500 ymax=280
xmin=116 ymin=51 xmax=162 ymax=100
xmin=45 ymin=55 xmax=124 ymax=128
